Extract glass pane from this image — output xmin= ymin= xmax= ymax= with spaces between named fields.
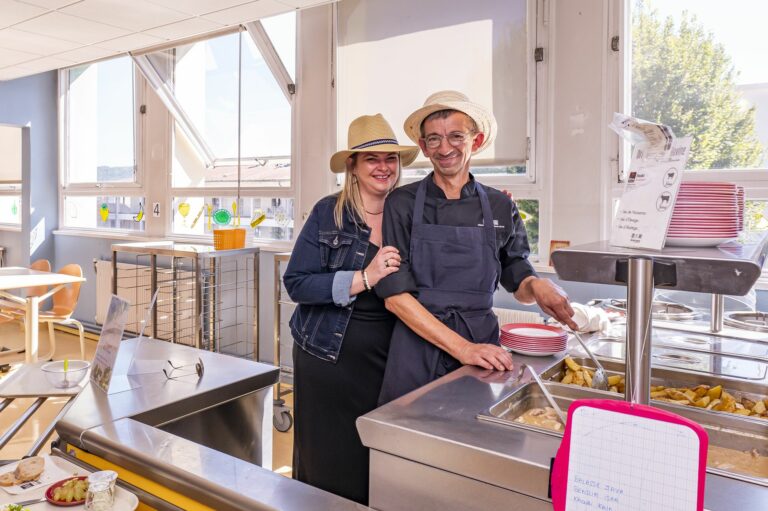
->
xmin=171 ymin=32 xmax=291 ymax=160
xmin=745 ymin=200 xmax=768 ymax=234
xmin=631 ymin=1 xmax=768 ymax=170
xmin=241 ymin=34 xmax=292 ymax=158
xmin=172 ymin=196 xmax=294 ymax=241
xmin=169 ymin=30 xmax=293 ymax=188
xmin=68 ymin=57 xmax=136 ymax=183
xmin=516 ymin=198 xmax=539 ymax=259
xmin=0 ymin=196 xmax=21 ymax=224
xmin=64 ymin=196 xmax=146 ymax=230
xmin=261 ymin=11 xmax=296 ymax=81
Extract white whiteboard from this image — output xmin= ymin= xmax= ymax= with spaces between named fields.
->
xmin=564 ymin=406 xmax=701 ymax=511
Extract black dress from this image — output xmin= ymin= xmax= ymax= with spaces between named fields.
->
xmin=292 ymin=243 xmax=394 ymax=505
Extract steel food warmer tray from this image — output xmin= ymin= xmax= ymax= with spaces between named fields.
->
xmin=359 ymin=237 xmax=768 ymax=510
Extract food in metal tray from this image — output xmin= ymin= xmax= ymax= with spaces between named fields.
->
xmin=0 ymin=456 xmax=45 ymax=486
xmin=514 ymin=406 xmax=563 ymax=431
xmin=708 ymin=445 xmax=768 ymax=478
xmin=513 ymin=404 xmax=768 ymax=478
xmin=559 ymin=357 xmax=768 ymax=419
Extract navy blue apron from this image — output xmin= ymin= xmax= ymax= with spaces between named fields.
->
xmin=378 ymin=177 xmax=502 ymax=405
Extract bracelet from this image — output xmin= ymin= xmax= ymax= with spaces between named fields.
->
xmin=362 ymin=270 xmax=372 ymax=291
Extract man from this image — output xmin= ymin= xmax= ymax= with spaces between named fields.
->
xmin=375 ymin=91 xmax=577 ymax=404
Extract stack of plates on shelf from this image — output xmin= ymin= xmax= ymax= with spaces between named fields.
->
xmin=499 ymin=323 xmax=568 ymax=357
xmin=666 ymin=182 xmax=742 ymax=247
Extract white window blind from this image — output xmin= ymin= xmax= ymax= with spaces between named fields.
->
xmin=337 ymin=0 xmax=529 ymax=167
xmin=0 ymin=125 xmax=22 ymax=183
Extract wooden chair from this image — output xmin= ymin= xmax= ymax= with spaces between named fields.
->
xmin=36 ymin=264 xmax=86 ymax=360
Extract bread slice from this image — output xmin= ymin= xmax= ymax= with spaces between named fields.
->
xmin=13 ymin=456 xmax=45 ymax=483
xmin=0 ymin=471 xmax=15 ymax=486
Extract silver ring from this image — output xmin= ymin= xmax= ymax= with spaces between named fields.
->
xmin=385 ymin=259 xmax=390 ymax=268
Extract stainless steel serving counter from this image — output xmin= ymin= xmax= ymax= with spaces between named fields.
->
xmin=358 ymin=354 xmax=767 ymax=511
xmin=55 ymin=338 xmax=367 ymax=511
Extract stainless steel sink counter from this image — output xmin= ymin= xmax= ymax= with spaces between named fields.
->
xmin=56 ymin=338 xmax=366 ymax=511
xmin=358 ymin=353 xmax=768 ymax=511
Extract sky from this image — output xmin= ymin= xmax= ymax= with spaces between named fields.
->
xmin=646 ymin=0 xmax=768 ymax=85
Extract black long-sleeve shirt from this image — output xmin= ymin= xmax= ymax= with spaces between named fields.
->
xmin=376 ymin=173 xmax=537 ymax=299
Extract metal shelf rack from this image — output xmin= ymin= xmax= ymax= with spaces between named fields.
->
xmin=111 ymin=242 xmax=259 ymax=361
xmin=273 ymin=252 xmax=294 ymax=432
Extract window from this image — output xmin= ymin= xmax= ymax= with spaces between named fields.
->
xmin=135 ymin=13 xmax=296 ymax=241
xmin=61 ymin=57 xmax=145 ymax=232
xmin=64 ymin=57 xmax=137 ymax=185
xmin=0 ymin=125 xmax=22 ymax=226
xmin=621 ymin=1 xmax=768 ymax=281
xmin=171 ymin=196 xmax=293 ymax=241
xmin=626 ymin=1 xmax=768 ymax=174
xmin=64 ymin=196 xmax=145 ymax=230
xmin=337 ymin=0 xmax=532 ymax=179
xmin=337 ymin=0 xmax=543 ymax=261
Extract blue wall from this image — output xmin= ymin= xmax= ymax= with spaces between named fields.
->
xmin=0 ymin=71 xmax=58 ymax=267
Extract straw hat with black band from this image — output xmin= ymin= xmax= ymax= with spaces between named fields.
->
xmin=330 ymin=114 xmax=419 ymax=173
xmin=403 ymin=90 xmax=498 ymax=155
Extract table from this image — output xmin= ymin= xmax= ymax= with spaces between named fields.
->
xmin=0 ymin=267 xmax=85 ymax=363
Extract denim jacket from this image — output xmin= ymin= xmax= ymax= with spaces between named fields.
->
xmin=283 ymin=194 xmax=371 ymax=362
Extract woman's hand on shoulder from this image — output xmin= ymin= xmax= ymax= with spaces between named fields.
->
xmin=366 ymin=245 xmax=400 ymax=286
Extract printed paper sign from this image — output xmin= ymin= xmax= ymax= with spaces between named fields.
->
xmin=610 ymin=137 xmax=692 ymax=250
xmin=90 ymin=295 xmax=130 ymax=393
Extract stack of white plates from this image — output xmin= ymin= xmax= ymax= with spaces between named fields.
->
xmin=666 ymin=182 xmax=741 ymax=247
xmin=499 ymin=323 xmax=568 ymax=357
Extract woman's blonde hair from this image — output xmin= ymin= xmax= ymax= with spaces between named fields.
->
xmin=333 ymin=153 xmax=402 ymax=229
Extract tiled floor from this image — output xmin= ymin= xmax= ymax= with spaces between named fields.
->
xmin=0 ymin=323 xmax=294 ymax=477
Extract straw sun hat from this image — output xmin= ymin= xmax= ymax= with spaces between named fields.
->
xmin=330 ymin=114 xmax=419 ymax=173
xmin=403 ymin=90 xmax=498 ymax=154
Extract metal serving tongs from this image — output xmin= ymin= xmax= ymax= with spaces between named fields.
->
xmin=518 ymin=363 xmax=567 ymax=425
xmin=568 ymin=329 xmax=609 ymax=391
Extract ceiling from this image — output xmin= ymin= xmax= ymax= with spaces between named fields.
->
xmin=0 ymin=0 xmax=331 ymax=81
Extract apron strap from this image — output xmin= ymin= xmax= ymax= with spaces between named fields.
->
xmin=412 ymin=176 xmax=428 ymax=227
xmin=475 ymin=183 xmax=496 ymax=247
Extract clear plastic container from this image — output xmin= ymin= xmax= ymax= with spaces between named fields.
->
xmin=40 ymin=360 xmax=90 ymax=388
xmin=85 ymin=470 xmax=118 ymax=511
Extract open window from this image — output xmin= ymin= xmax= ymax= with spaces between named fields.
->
xmin=134 ymin=13 xmax=296 ymax=240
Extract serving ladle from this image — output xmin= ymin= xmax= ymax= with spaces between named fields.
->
xmin=518 ymin=363 xmax=567 ymax=425
xmin=568 ymin=329 xmax=609 ymax=391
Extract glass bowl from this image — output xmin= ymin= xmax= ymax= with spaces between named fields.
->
xmin=40 ymin=360 xmax=90 ymax=388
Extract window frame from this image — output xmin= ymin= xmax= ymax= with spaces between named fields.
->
xmin=0 ymin=123 xmax=23 ymax=228
xmin=59 ymin=58 xmax=145 ymax=193
xmin=160 ymin=22 xmax=298 ymax=241
xmin=58 ymin=57 xmax=148 ymax=235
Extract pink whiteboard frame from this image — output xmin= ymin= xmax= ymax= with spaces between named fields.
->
xmin=551 ymin=399 xmax=708 ymax=511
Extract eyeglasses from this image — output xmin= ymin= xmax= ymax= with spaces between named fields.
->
xmin=163 ymin=357 xmax=205 ymax=381
xmin=422 ymin=131 xmax=476 ymax=149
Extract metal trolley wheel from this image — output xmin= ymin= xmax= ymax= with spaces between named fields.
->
xmin=273 ymin=398 xmax=293 ymax=432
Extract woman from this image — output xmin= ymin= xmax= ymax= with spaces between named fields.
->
xmin=283 ymin=114 xmax=418 ymax=504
